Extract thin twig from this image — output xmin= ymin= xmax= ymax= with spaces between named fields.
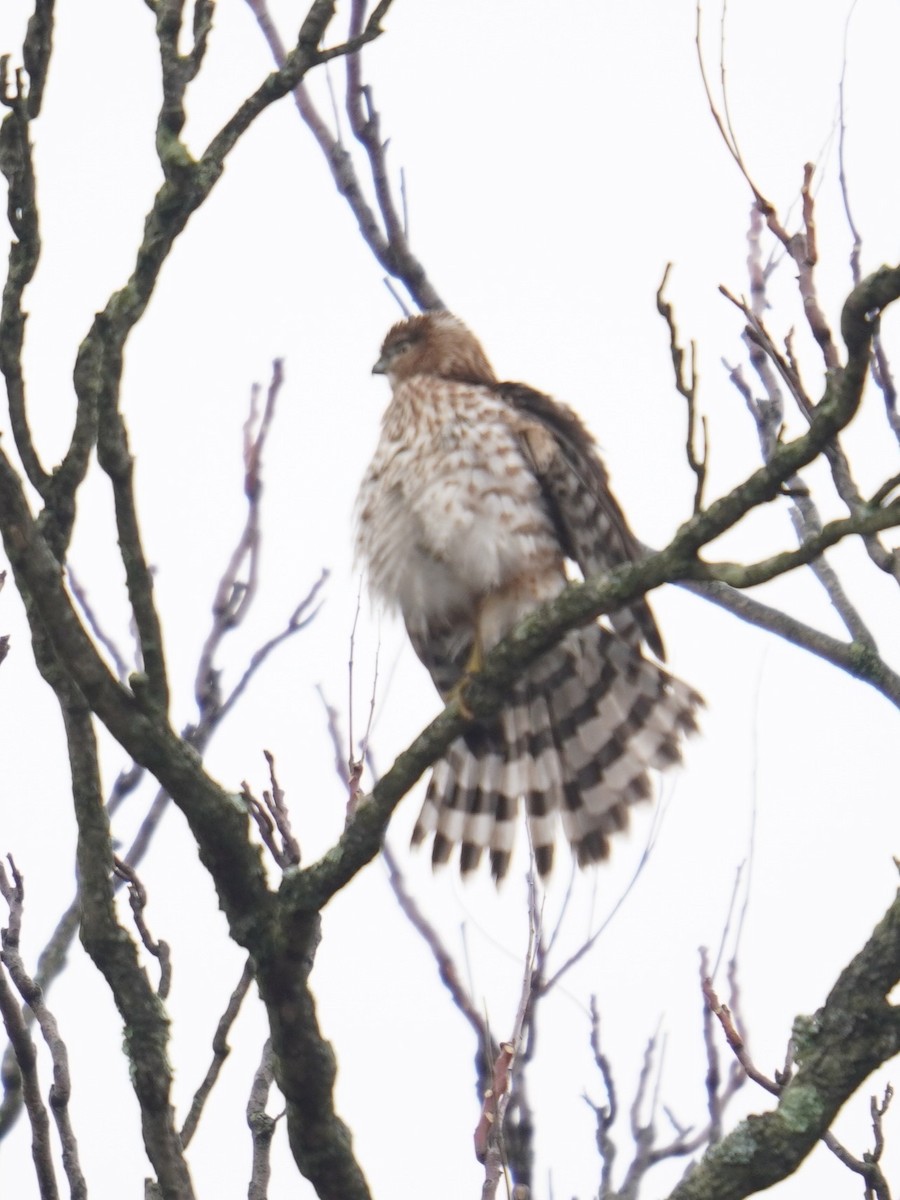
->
xmin=112 ymin=859 xmax=172 ymax=999
xmin=381 ymin=843 xmax=490 ymax=1047
xmin=585 ymin=996 xmax=618 ymax=1195
xmin=0 ymin=859 xmax=86 ymax=1199
xmin=657 ymin=265 xmax=708 ymax=511
xmin=181 ymin=958 xmax=255 ymax=1149
xmin=0 ymin=971 xmax=58 ymax=1200
xmin=539 ymin=804 xmax=666 ymax=995
xmin=242 ymin=0 xmax=443 ymax=312
xmin=478 ymin=868 xmax=540 ymax=1198
xmin=67 ymin=566 xmax=131 ymax=682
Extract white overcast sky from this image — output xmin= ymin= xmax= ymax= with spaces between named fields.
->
xmin=0 ymin=1 xmax=898 ymax=1198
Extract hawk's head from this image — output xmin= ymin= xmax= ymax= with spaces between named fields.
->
xmin=373 ymin=312 xmax=497 ymax=388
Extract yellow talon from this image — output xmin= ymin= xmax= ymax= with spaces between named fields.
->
xmin=464 ymin=634 xmax=484 ymax=676
xmin=445 ymin=633 xmax=483 ymax=720
xmin=447 ymin=676 xmax=475 ymax=720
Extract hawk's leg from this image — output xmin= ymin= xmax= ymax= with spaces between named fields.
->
xmin=444 ymin=623 xmax=485 ymax=720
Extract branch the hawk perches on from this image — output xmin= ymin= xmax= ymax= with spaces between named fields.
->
xmin=356 ymin=312 xmax=702 ymax=879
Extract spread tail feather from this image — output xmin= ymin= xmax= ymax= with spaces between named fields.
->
xmin=411 ymin=624 xmax=702 ymax=879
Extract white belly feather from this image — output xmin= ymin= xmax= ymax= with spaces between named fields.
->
xmin=356 ymin=378 xmax=563 ymax=638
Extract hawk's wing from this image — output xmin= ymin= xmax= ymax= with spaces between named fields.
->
xmin=497 ymin=382 xmax=666 ymax=660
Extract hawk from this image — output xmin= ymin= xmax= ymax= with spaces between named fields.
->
xmin=356 ymin=311 xmax=701 ymax=879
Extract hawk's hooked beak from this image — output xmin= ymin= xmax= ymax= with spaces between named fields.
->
xmin=372 ymin=355 xmax=388 ymax=375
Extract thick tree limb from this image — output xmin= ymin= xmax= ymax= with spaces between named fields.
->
xmin=666 ymin=887 xmax=900 ymax=1200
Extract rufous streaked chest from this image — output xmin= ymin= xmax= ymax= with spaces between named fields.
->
xmin=356 ymin=375 xmax=560 ymax=624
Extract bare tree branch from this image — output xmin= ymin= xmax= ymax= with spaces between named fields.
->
xmin=823 ymin=1085 xmax=894 ymax=1200
xmin=677 ymin=575 xmax=900 ymax=706
xmin=181 ymin=958 xmax=255 ymax=1150
xmin=381 ymin=842 xmax=489 ymax=1049
xmin=113 ymin=859 xmax=172 ymax=1000
xmin=0 ymin=860 xmax=86 ymax=1200
xmin=0 ymin=970 xmax=58 ymax=1200
xmin=243 ymin=0 xmax=443 ymax=311
xmin=0 ymin=366 xmax=323 ymax=1143
xmin=657 ymin=265 xmax=708 ymax=512
xmin=667 ymin=885 xmax=900 ymax=1200
xmin=478 ymin=869 xmax=539 ymax=1199
xmin=247 ymin=1039 xmax=278 ymax=1200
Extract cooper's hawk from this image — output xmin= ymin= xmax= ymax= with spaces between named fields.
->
xmin=356 ymin=311 xmax=701 ymax=879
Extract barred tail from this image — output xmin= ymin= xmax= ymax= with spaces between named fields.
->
xmin=411 ymin=624 xmax=702 ymax=880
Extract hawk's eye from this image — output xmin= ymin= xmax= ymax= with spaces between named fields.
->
xmin=390 ymin=339 xmax=412 ymax=357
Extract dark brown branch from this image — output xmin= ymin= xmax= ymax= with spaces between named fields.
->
xmin=187 ymin=0 xmax=214 ymax=81
xmin=241 ymin=767 xmax=298 ymax=872
xmin=695 ymin=2 xmax=774 ymax=219
xmin=705 ymin=946 xmax=894 ymax=1200
xmin=42 ymin=0 xmax=384 ymax=572
xmin=699 ymin=950 xmax=725 ymax=1145
xmin=719 ymin=282 xmax=812 ymax=419
xmin=112 ymin=859 xmax=172 ymax=1000
xmin=316 ymin=0 xmax=395 ymax=63
xmin=21 ymin=0 xmax=55 ymax=120
xmin=702 ymin=976 xmax=778 ymax=1097
xmin=743 ymin=167 xmax=897 ymax=591
xmin=180 ymin=958 xmax=255 ymax=1149
xmin=734 ymin=261 xmax=900 ymax=584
